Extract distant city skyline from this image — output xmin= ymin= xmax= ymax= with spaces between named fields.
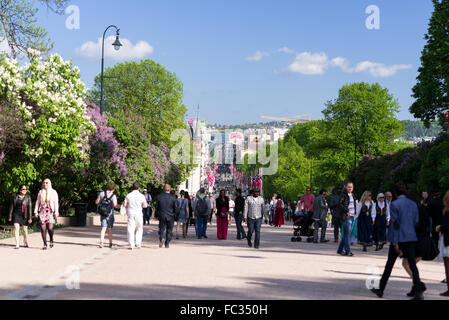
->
xmin=27 ymin=0 xmax=436 ymax=125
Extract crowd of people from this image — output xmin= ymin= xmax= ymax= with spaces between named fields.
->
xmin=6 ymin=178 xmax=449 ymax=300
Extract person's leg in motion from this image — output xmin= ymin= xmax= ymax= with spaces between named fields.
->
xmin=40 ymin=223 xmax=48 ymax=248
xmin=442 ymin=257 xmax=449 ymax=296
xmin=400 ymin=243 xmax=424 ymax=299
xmin=254 ymin=218 xmax=262 ymax=248
xmin=14 ymin=223 xmax=20 ymax=248
xmin=372 ymin=244 xmax=399 ymax=297
xmin=22 ymin=225 xmax=28 ymax=247
xmin=321 ymin=220 xmax=328 ymax=242
xmin=127 ymin=215 xmax=136 ymax=249
xmin=247 ymin=218 xmax=254 ymax=247
xmin=48 ymin=223 xmax=54 ymax=247
xmin=135 ymin=215 xmax=144 ymax=247
xmin=165 ymin=218 xmax=174 ymax=247
xmin=100 ymin=226 xmax=107 ymax=247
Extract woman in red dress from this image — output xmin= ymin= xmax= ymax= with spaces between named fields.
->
xmin=273 ymin=196 xmax=285 ymax=227
xmin=216 ymin=189 xmax=229 ymax=239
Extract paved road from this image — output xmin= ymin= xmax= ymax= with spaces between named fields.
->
xmin=0 ymin=219 xmax=447 ymax=300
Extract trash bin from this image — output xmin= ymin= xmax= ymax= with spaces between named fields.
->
xmin=74 ymin=203 xmax=88 ymax=227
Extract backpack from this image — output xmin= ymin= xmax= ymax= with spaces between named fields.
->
xmin=98 ymin=191 xmax=114 ymax=217
xmin=196 ymin=196 xmax=208 ymax=215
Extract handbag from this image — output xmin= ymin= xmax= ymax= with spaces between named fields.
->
xmin=421 ymin=235 xmax=440 ymax=261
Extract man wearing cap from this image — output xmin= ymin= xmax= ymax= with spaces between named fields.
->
xmin=142 ymin=189 xmax=152 ymax=225
xmin=244 ymin=188 xmax=265 ymax=249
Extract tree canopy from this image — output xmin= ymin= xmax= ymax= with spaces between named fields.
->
xmin=410 ymin=0 xmax=449 ymax=127
xmin=0 ymin=0 xmax=68 ymax=57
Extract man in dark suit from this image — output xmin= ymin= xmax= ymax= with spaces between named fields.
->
xmin=155 ymin=184 xmax=178 ymax=248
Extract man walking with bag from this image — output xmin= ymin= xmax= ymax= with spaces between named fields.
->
xmin=194 ymin=188 xmax=211 ymax=239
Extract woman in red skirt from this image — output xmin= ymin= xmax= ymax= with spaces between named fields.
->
xmin=216 ymin=189 xmax=230 ymax=240
xmin=273 ymin=195 xmax=285 ymax=227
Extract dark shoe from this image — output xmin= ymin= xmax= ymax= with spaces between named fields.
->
xmin=411 ymin=292 xmax=424 ymax=300
xmin=242 ymin=235 xmax=247 ymax=239
xmin=375 ymin=245 xmax=380 ymax=251
xmin=343 ymin=252 xmax=354 ymax=256
xmin=440 ymin=290 xmax=449 ymax=297
xmin=50 ymin=241 xmax=54 ymax=248
xmin=159 ymin=241 xmax=164 ymax=248
xmin=320 ymin=240 xmax=330 ymax=243
xmin=176 ymin=236 xmax=179 ymax=240
xmin=363 ymin=246 xmax=367 ymax=252
xmin=254 ymin=246 xmax=259 ymax=249
xmin=165 ymin=242 xmax=170 ymax=248
xmin=42 ymin=245 xmax=47 ymax=250
xmin=247 ymin=239 xmax=253 ymax=248
xmin=109 ymin=243 xmax=113 ymax=248
xmin=407 ymin=287 xmax=416 ymax=297
xmin=203 ymin=235 xmax=208 ymax=239
xmin=337 ymin=251 xmax=344 ymax=255
xmin=371 ymin=288 xmax=383 ymax=298
xmin=237 ymin=236 xmax=241 ymax=240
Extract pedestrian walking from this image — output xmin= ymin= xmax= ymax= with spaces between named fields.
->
xmin=228 ymin=196 xmax=235 ymax=226
xmin=233 ymin=189 xmax=246 ymax=240
xmin=142 ymin=189 xmax=152 ymax=225
xmin=373 ymin=193 xmax=390 ymax=251
xmin=269 ymin=194 xmax=277 ymax=226
xmin=208 ymin=193 xmax=216 ymax=225
xmin=337 ymin=182 xmax=357 ymax=256
xmin=123 ymin=182 xmax=147 ymax=250
xmin=216 ymin=189 xmax=230 ymax=240
xmin=155 ymin=184 xmax=178 ymax=248
xmin=371 ymin=185 xmax=425 ymax=300
xmin=298 ymin=187 xmax=315 ymax=217
xmin=175 ymin=190 xmax=190 ymax=239
xmin=436 ymin=190 xmax=449 ymax=297
xmin=95 ymin=182 xmax=120 ymax=248
xmin=8 ymin=184 xmax=32 ymax=249
xmin=34 ymin=178 xmax=59 ymax=250
xmin=263 ymin=200 xmax=270 ymax=224
xmin=244 ymin=188 xmax=265 ymax=249
xmin=312 ymin=190 xmax=329 ymax=243
xmin=356 ymin=191 xmax=376 ymax=252
xmin=330 ymin=186 xmax=343 ymax=243
xmin=430 ymin=191 xmax=444 ymax=246
xmin=194 ymin=188 xmax=211 ymax=239
xmin=185 ymin=191 xmax=193 ymax=235
xmin=273 ymin=196 xmax=285 ymax=227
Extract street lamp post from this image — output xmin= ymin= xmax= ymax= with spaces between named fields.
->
xmin=100 ymin=25 xmax=122 ymax=115
xmin=347 ymin=117 xmax=364 ymax=170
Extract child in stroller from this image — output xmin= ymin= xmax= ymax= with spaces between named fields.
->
xmin=291 ymin=211 xmax=314 ymax=242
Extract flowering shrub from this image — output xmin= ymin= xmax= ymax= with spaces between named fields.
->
xmin=0 ymin=50 xmax=95 ymax=193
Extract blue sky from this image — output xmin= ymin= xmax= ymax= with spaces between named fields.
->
xmin=34 ymin=0 xmax=435 ymax=124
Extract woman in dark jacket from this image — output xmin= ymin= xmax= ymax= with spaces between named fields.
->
xmin=8 ymin=184 xmax=33 ymax=249
xmin=436 ymin=190 xmax=449 ymax=297
xmin=216 ymin=189 xmax=229 ymax=240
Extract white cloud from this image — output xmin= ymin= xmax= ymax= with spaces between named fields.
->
xmin=75 ymin=36 xmax=154 ymax=61
xmin=246 ymin=50 xmax=269 ymax=62
xmin=353 ymin=61 xmax=412 ymax=77
xmin=288 ymin=52 xmax=329 ymax=75
xmin=278 ymin=47 xmax=294 ymax=54
xmin=287 ymin=51 xmax=412 ymax=77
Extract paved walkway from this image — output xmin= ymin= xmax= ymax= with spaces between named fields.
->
xmin=0 ymin=218 xmax=447 ymax=300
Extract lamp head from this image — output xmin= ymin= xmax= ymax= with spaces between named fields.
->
xmin=112 ymin=29 xmax=122 ymax=51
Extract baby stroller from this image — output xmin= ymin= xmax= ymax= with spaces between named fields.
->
xmin=291 ymin=211 xmax=314 ymax=243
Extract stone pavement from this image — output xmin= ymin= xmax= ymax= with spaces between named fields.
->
xmin=0 ymin=218 xmax=447 ymax=300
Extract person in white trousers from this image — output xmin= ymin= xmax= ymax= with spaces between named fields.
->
xmin=123 ymin=182 xmax=147 ymax=250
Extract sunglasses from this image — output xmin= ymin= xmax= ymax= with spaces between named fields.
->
xmin=21 ymin=188 xmax=27 ymax=191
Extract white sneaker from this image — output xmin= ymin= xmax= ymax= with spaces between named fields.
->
xmin=136 ymin=245 xmax=141 ymax=249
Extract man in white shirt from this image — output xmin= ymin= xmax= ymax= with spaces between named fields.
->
xmin=123 ymin=182 xmax=147 ymax=250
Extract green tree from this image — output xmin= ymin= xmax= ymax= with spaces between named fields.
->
xmin=0 ymin=0 xmax=68 ymax=58
xmin=410 ymin=0 xmax=449 ymax=127
xmin=89 ymin=59 xmax=187 ymax=148
xmin=323 ymin=82 xmax=403 ymax=158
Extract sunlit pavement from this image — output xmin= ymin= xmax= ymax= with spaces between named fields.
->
xmin=0 ymin=219 xmax=446 ymax=300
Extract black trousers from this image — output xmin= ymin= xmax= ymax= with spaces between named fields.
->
xmin=379 ymin=242 xmax=424 ymax=293
xmin=234 ymin=214 xmax=246 ymax=239
xmin=159 ymin=216 xmax=174 ymax=243
xmin=247 ymin=218 xmax=262 ymax=247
